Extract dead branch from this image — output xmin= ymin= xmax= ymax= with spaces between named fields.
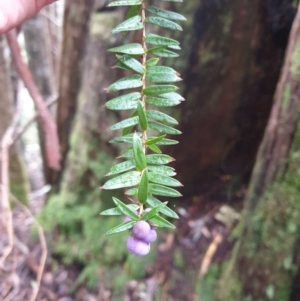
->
xmin=6 ymin=29 xmax=61 ymax=171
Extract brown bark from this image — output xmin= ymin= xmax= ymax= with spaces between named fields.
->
xmin=53 ymin=0 xmax=95 ymax=184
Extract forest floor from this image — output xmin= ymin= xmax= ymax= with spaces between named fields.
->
xmin=0 ymin=176 xmax=245 ymax=301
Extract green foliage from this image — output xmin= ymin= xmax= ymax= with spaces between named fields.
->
xmin=101 ymin=0 xmax=185 ymax=239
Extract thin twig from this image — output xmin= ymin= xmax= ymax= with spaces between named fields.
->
xmin=6 ymin=29 xmax=61 ymax=170
xmin=0 ymin=186 xmax=48 ymax=301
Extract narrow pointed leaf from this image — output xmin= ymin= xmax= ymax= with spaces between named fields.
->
xmin=146 ymin=96 xmax=181 ymax=107
xmin=107 ymin=75 xmax=142 ymax=92
xmin=149 ymin=183 xmax=181 ymax=197
xmin=107 ymin=160 xmax=135 ymax=176
xmin=125 ymin=188 xmax=138 ymax=196
xmin=146 ymin=195 xmax=179 ymax=218
xmin=148 ymin=47 xmax=179 ymax=57
xmin=108 ymin=43 xmax=145 ymax=55
xmin=148 ymin=172 xmax=182 ymax=187
xmin=142 ymin=202 xmax=167 ymax=220
xmin=110 ymin=132 xmax=142 ymax=144
xmin=147 ymin=165 xmax=176 ymax=177
xmin=143 ymin=85 xmax=177 ymax=96
xmin=148 ymin=144 xmax=161 ymax=153
xmin=133 ymin=132 xmax=146 ymax=170
xmin=146 ymin=58 xmax=160 ymax=67
xmin=146 ymin=72 xmax=181 ymax=83
xmin=146 ymin=110 xmax=178 ymax=125
xmin=168 ymin=44 xmax=181 ymax=50
xmin=149 ymin=215 xmax=175 ymax=229
xmin=125 ymin=4 xmax=141 ymax=19
xmin=122 ymin=110 xmax=138 ymax=136
xmin=118 ymin=55 xmax=145 ymax=74
xmin=145 ymin=135 xmax=166 ymax=145
xmin=148 ymin=121 xmax=181 ymax=135
xmin=105 ymin=92 xmax=140 ymax=110
xmin=108 ymin=0 xmax=142 ymax=6
xmin=109 ymin=116 xmax=139 ymax=131
xmin=113 ymin=197 xmax=139 ymax=220
xmin=137 ymin=101 xmax=148 ymax=130
xmin=147 ymin=66 xmax=177 ymax=74
xmin=156 ymin=138 xmax=179 ymax=145
xmin=102 ymin=171 xmax=140 ymax=189
xmin=160 ymin=92 xmax=184 ymax=101
xmin=138 ymin=170 xmax=148 ymax=204
xmin=146 ymin=17 xmax=182 ymax=31
xmin=146 ymin=6 xmax=186 ymax=21
xmin=121 ymin=148 xmax=134 ymax=158
xmin=100 ymin=204 xmax=139 ymax=215
xmin=105 ymin=221 xmax=136 ymax=236
xmin=146 ymin=154 xmax=174 ymax=165
xmin=112 ymin=16 xmax=143 ymax=34
xmin=145 ymin=33 xmax=179 ymax=47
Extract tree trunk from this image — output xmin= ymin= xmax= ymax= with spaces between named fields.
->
xmin=217 ymin=4 xmax=300 ymax=300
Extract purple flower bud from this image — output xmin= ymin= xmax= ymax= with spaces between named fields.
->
xmin=127 ymin=236 xmax=150 ymax=256
xmin=142 ymin=229 xmax=157 ymax=243
xmin=132 ymin=221 xmax=151 ymax=240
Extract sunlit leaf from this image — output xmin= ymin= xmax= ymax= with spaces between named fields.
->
xmin=109 ymin=116 xmax=139 ymax=131
xmin=107 ymin=75 xmax=142 ymax=92
xmin=105 ymin=92 xmax=141 ymax=110
xmin=133 ymin=132 xmax=146 ymax=170
xmin=108 ymin=0 xmax=142 ymax=6
xmin=148 ymin=121 xmax=182 ymax=135
xmin=108 ymin=43 xmax=145 ymax=55
xmin=113 ymin=197 xmax=139 ymax=220
xmin=105 ymin=221 xmax=136 ymax=236
xmin=149 ymin=183 xmax=182 ymax=197
xmin=146 ymin=154 xmax=174 ymax=165
xmin=155 ymin=138 xmax=179 ymax=145
xmin=102 ymin=171 xmax=140 ymax=189
xmin=146 ymin=6 xmax=186 ymax=21
xmin=146 ymin=110 xmax=178 ymax=125
xmin=160 ymin=91 xmax=184 ymax=101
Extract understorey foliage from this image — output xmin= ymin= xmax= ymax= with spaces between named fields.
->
xmin=100 ymin=0 xmax=185 ymax=255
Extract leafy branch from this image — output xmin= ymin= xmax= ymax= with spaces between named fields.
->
xmin=101 ymin=0 xmax=185 ymax=255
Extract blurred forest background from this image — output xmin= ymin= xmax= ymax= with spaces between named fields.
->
xmin=1 ymin=0 xmax=300 ymax=300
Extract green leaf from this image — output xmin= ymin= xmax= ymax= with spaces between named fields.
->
xmin=137 ymin=101 xmax=148 ymax=130
xmin=145 ymin=33 xmax=180 ymax=47
xmin=107 ymin=160 xmax=135 ymax=176
xmin=156 ymin=138 xmax=179 ymax=145
xmin=142 ymin=202 xmax=167 ymax=220
xmin=112 ymin=16 xmax=143 ymax=34
xmin=148 ymin=47 xmax=179 ymax=58
xmin=105 ymin=92 xmax=140 ymax=110
xmin=148 ymin=172 xmax=183 ymax=187
xmin=145 ymin=135 xmax=166 ymax=145
xmin=133 ymin=132 xmax=146 ymax=170
xmin=108 ymin=0 xmax=142 ymax=6
xmin=107 ymin=75 xmax=142 ymax=92
xmin=149 ymin=183 xmax=182 ymax=197
xmin=110 ymin=132 xmax=141 ymax=144
xmin=146 ymin=58 xmax=160 ymax=67
xmin=138 ymin=170 xmax=148 ymax=204
xmin=168 ymin=44 xmax=181 ymax=50
xmin=146 ymin=195 xmax=179 ymax=218
xmin=148 ymin=121 xmax=182 ymax=135
xmin=146 ymin=6 xmax=186 ymax=21
xmin=146 ymin=154 xmax=174 ymax=165
xmin=102 ymin=171 xmax=140 ymax=189
xmin=160 ymin=92 xmax=184 ymax=101
xmin=149 ymin=215 xmax=175 ymax=229
xmin=125 ymin=188 xmax=138 ymax=196
xmin=146 ymin=72 xmax=181 ymax=83
xmin=118 ymin=55 xmax=145 ymax=74
xmin=147 ymin=165 xmax=176 ymax=177
xmin=105 ymin=221 xmax=136 ymax=236
xmin=146 ymin=17 xmax=182 ymax=31
xmin=113 ymin=197 xmax=139 ymax=220
xmin=148 ymin=144 xmax=161 ymax=153
xmin=146 ymin=110 xmax=178 ymax=125
xmin=125 ymin=4 xmax=141 ymax=19
xmin=100 ymin=204 xmax=139 ymax=215
xmin=108 ymin=43 xmax=145 ymax=55
xmin=143 ymin=85 xmax=177 ymax=96
xmin=146 ymin=96 xmax=181 ymax=107
xmin=120 ymin=148 xmax=134 ymax=158
xmin=147 ymin=66 xmax=178 ymax=74
xmin=122 ymin=110 xmax=138 ymax=136
xmin=109 ymin=116 xmax=139 ymax=131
